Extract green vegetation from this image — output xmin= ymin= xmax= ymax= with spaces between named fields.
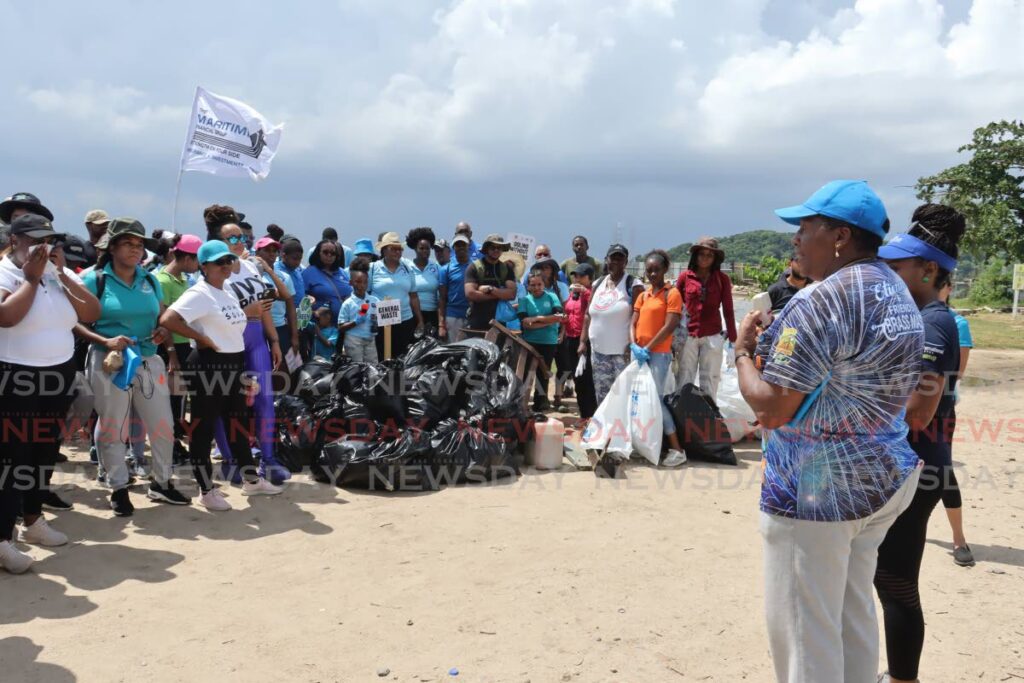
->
xmin=961 ymin=313 xmax=1024 ymax=350
xmin=916 ymin=120 xmax=1024 ymax=263
xmin=745 ymin=256 xmax=788 ymax=290
xmin=666 ymin=230 xmax=794 ymax=264
xmin=967 ymin=258 xmax=1014 ymax=306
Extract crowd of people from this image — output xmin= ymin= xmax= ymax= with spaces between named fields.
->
xmin=0 ymin=182 xmax=979 ymax=682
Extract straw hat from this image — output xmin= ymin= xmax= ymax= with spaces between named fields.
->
xmin=500 ymin=251 xmax=527 ymax=281
xmin=376 ymin=231 xmax=403 ymax=252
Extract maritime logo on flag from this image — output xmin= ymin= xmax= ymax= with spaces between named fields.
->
xmin=179 ymin=87 xmax=283 ymax=181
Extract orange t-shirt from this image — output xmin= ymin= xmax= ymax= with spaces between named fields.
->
xmin=633 ymin=284 xmax=683 ymax=353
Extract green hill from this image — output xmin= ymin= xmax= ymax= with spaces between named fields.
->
xmin=666 ymin=230 xmax=795 ymax=264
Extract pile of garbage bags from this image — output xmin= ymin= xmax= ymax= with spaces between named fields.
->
xmin=275 ymin=337 xmax=527 ymax=491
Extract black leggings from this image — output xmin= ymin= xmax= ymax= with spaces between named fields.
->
xmin=185 ymin=349 xmax=258 ymax=492
xmin=556 ymin=336 xmax=597 ymax=418
xmin=0 ymin=358 xmax=77 ymax=540
xmin=874 ymin=464 xmax=947 ymax=681
xmin=941 ymin=465 xmax=962 ymax=509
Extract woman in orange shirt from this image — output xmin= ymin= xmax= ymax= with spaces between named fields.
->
xmin=630 ymin=250 xmax=687 ymax=467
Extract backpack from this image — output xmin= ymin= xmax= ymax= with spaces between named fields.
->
xmin=73 ymin=269 xmax=162 ymax=370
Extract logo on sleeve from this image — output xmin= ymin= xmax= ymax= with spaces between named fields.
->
xmin=772 ymin=327 xmax=798 ymax=364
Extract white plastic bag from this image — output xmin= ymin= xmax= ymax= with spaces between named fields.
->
xmin=628 ymin=363 xmax=663 ymax=465
xmin=575 ymin=354 xmax=587 ymax=378
xmin=715 ymin=355 xmax=758 ymax=443
xmin=581 ymin=361 xmax=640 ymax=454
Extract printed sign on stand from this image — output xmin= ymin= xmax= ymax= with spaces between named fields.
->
xmin=376 ymin=299 xmax=402 ymax=327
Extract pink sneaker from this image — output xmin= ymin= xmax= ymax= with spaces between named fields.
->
xmin=241 ymin=478 xmax=283 ymax=497
xmin=199 ymin=489 xmax=232 ymax=512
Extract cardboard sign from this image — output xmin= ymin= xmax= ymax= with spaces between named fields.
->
xmin=376 ymin=299 xmax=402 ymax=327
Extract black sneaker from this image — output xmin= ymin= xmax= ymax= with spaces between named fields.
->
xmin=110 ymin=488 xmax=134 ymax=517
xmin=41 ymin=491 xmax=73 ymax=511
xmin=148 ymin=482 xmax=192 ymax=506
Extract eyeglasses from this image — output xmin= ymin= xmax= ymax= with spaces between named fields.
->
xmin=225 ymin=235 xmax=244 ymax=245
xmin=211 ymin=257 xmax=235 ymax=266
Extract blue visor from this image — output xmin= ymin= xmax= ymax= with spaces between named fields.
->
xmin=878 ymin=233 xmax=957 ymax=272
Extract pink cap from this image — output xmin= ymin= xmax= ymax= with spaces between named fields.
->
xmin=254 ymin=236 xmax=281 ymax=251
xmin=176 ymin=234 xmax=203 ymax=254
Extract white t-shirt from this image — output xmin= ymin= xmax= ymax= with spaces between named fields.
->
xmin=587 ymin=274 xmax=634 ymax=356
xmin=223 ymin=259 xmax=275 ymax=311
xmin=169 ymin=280 xmax=248 ymax=353
xmin=0 ymin=256 xmax=83 ymax=367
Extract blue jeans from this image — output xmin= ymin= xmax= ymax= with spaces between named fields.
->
xmin=647 ymin=351 xmax=676 ymax=436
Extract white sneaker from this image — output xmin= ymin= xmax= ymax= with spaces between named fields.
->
xmin=19 ymin=518 xmax=68 ymax=547
xmin=661 ymin=450 xmax=688 ymax=468
xmin=241 ymin=478 xmax=283 ymax=497
xmin=199 ymin=489 xmax=232 ymax=512
xmin=0 ymin=540 xmax=33 ymax=574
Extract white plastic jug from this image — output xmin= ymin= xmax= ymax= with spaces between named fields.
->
xmin=528 ymin=418 xmax=565 ymax=470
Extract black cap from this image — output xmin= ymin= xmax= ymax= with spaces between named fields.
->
xmin=572 ymin=262 xmax=596 ymax=278
xmin=62 ymin=234 xmax=97 ymax=266
xmin=606 ymin=243 xmax=629 ymax=258
xmin=10 ymin=213 xmax=62 ymax=239
xmin=1 ymin=192 xmax=54 ymax=223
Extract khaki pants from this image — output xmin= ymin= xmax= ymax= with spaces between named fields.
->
xmin=86 ymin=347 xmax=175 ymax=490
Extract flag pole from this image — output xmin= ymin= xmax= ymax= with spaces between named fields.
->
xmin=170 ymin=167 xmax=184 ymax=232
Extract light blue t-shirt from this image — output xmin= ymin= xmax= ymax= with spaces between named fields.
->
xmin=312 ymin=325 xmax=338 ymax=359
xmin=410 ymin=260 xmax=441 ymax=312
xmin=368 ymin=260 xmax=416 ymax=323
xmin=953 ymin=312 xmax=973 ymax=348
xmin=755 ymin=261 xmax=924 ymax=522
xmin=263 ymin=270 xmax=296 ymax=328
xmin=340 ymin=293 xmax=380 ymax=340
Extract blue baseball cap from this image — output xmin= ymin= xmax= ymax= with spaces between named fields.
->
xmin=775 ymin=180 xmax=889 ymax=238
xmin=197 ymin=240 xmax=238 ymax=264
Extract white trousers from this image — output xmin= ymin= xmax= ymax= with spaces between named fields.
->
xmin=676 ymin=334 xmax=724 ymax=399
xmin=760 ymin=465 xmax=921 ymax=683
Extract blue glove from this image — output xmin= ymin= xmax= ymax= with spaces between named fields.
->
xmin=630 ymin=343 xmax=649 ymax=366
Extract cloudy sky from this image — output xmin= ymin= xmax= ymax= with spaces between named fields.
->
xmin=3 ymin=0 xmax=1023 ymax=255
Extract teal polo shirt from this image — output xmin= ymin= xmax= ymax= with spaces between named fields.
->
xmin=517 ymin=290 xmax=563 ymax=346
xmin=82 ymin=264 xmax=164 ymax=357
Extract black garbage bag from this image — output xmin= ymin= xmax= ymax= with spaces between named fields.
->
xmin=318 ymin=428 xmax=435 ymax=491
xmin=430 ymin=418 xmax=519 ymax=485
xmin=403 ymin=335 xmax=442 ymax=369
xmin=405 ymin=364 xmax=466 ymax=429
xmin=420 ymin=338 xmax=502 ymax=374
xmin=365 ymin=360 xmax=408 ymax=426
xmin=313 ymin=394 xmax=378 ymax=441
xmin=297 ymin=358 xmax=335 ymax=404
xmin=330 ymin=357 xmax=372 ymax=398
xmin=274 ymin=395 xmax=321 ymax=472
xmin=664 ymin=384 xmax=737 ymax=465
xmin=463 ymin=363 xmax=528 ymax=442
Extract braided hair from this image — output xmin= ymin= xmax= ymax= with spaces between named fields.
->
xmin=203 ymin=204 xmax=239 ymax=240
xmin=907 ymin=203 xmax=966 ymax=289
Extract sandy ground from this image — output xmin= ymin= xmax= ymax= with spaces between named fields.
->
xmin=2 ymin=350 xmax=1023 ymax=682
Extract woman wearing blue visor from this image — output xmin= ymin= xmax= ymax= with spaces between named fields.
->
xmin=735 ymin=180 xmax=925 ymax=682
xmin=874 ymin=204 xmax=968 ymax=683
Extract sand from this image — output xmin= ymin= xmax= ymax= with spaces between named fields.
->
xmin=2 ymin=350 xmax=1023 ymax=682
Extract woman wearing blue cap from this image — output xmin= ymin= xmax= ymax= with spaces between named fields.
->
xmin=734 ymin=180 xmax=925 ymax=682
xmin=161 ymin=240 xmax=284 ymax=511
xmin=874 ymin=204 xmax=968 ymax=683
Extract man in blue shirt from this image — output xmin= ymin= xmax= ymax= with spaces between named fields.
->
xmin=437 ymin=234 xmax=472 ymax=341
xmin=454 ymin=221 xmax=483 ymax=262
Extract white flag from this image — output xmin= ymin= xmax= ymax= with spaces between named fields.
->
xmin=179 ymin=87 xmax=283 ymax=181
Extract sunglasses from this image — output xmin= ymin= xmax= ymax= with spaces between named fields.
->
xmin=210 ymin=256 xmax=235 ymax=266
xmin=225 ymin=235 xmax=244 ymax=245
